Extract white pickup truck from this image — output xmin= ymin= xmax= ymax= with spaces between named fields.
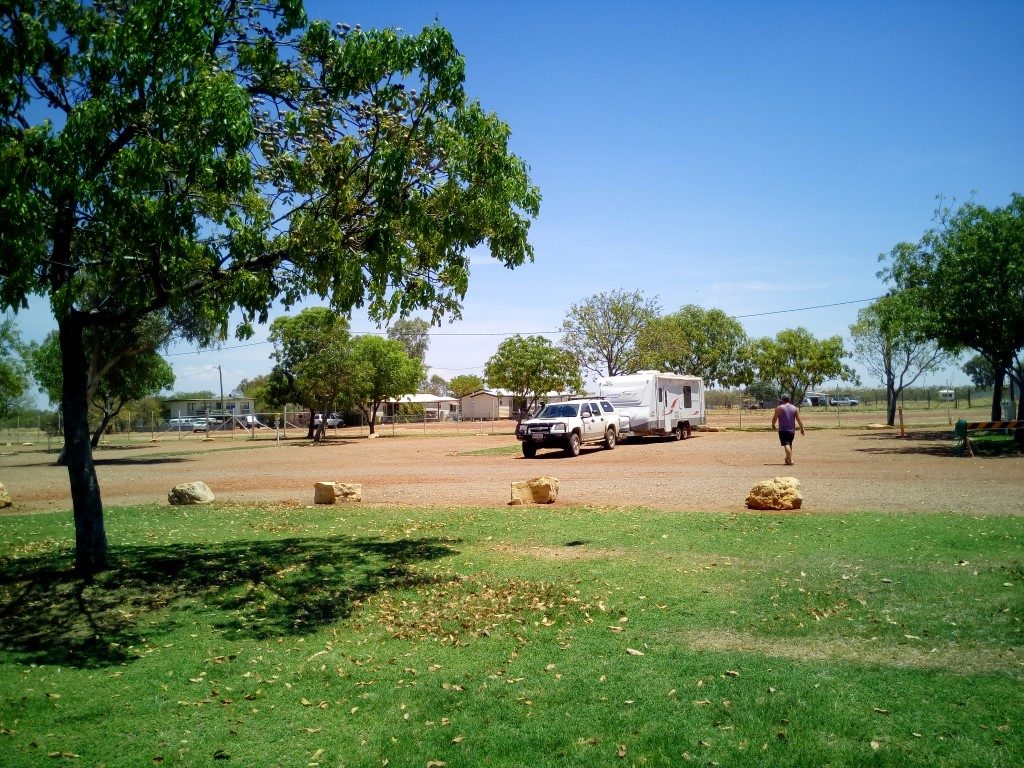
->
xmin=515 ymin=397 xmax=631 ymax=458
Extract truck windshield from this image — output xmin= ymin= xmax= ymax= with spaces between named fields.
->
xmin=538 ymin=404 xmax=579 ymax=419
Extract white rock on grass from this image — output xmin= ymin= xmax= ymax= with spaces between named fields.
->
xmin=168 ymin=481 xmax=215 ymax=505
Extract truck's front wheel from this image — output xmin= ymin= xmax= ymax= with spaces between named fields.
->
xmin=522 ymin=442 xmax=537 ymax=458
xmin=565 ymin=432 xmax=581 ymax=457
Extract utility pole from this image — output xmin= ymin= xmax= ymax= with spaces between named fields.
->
xmin=216 ymin=365 xmax=224 ymax=416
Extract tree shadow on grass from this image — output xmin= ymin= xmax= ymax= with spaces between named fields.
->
xmin=0 ymin=535 xmax=460 ymax=668
xmin=854 ymin=429 xmax=1024 ymax=458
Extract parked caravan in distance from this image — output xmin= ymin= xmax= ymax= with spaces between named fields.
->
xmin=597 ymin=371 xmax=705 ymax=440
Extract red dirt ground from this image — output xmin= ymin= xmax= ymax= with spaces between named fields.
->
xmin=2 ymin=406 xmax=1021 ymax=516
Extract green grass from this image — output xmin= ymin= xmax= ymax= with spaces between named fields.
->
xmin=1 ymin=505 xmax=1021 ymax=767
xmin=969 ymin=433 xmax=1024 ymax=457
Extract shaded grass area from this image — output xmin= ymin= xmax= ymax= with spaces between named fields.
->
xmin=1 ymin=505 xmax=1021 ymax=767
xmin=969 ymin=432 xmax=1024 ymax=457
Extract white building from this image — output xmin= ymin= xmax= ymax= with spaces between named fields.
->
xmin=458 ymin=389 xmax=577 ymax=420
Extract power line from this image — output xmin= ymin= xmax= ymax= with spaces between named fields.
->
xmin=166 ymin=296 xmax=881 ymax=357
xmin=733 ymin=297 xmax=880 ymax=319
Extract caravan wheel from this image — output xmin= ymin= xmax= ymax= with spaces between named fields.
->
xmin=674 ymin=424 xmax=686 ymax=441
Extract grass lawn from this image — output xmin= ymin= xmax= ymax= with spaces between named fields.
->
xmin=1 ymin=503 xmax=1021 ymax=767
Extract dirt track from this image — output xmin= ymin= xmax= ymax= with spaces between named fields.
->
xmin=2 ymin=412 xmax=1022 ymax=516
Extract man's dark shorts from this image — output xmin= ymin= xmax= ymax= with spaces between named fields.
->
xmin=778 ymin=430 xmax=795 ymax=446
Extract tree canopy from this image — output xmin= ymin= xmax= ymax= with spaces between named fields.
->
xmin=267 ymin=307 xmax=350 ymax=440
xmin=849 ymin=293 xmax=955 ymax=425
xmin=0 ymin=316 xmax=30 ymax=418
xmin=0 ymin=0 xmax=539 ymax=574
xmin=560 ymin=290 xmax=660 ymax=377
xmin=387 ymin=318 xmax=431 ymax=362
xmin=962 ymin=354 xmax=996 ymax=390
xmin=348 ymin=335 xmax=423 ymax=434
xmin=881 ymin=194 xmax=1024 ymax=422
xmin=485 ymin=335 xmax=583 ymax=420
xmin=749 ymin=328 xmax=854 ymax=405
xmin=448 ymin=374 xmax=485 ymax=398
xmin=637 ymin=305 xmax=748 ymax=387
xmin=31 ymin=331 xmax=174 ymax=446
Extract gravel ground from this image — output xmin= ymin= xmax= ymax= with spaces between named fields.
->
xmin=2 ymin=413 xmax=1022 ymax=516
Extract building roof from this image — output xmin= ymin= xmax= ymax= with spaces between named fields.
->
xmin=385 ymin=393 xmax=460 ymax=405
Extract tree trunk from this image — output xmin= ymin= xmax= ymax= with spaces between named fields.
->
xmin=90 ymin=397 xmax=117 ymax=448
xmin=60 ymin=316 xmax=108 ymax=577
xmin=992 ymin=376 xmax=1003 ymax=421
xmin=306 ymin=407 xmax=316 ymax=440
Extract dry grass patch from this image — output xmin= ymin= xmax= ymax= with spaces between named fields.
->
xmin=490 ymin=542 xmax=623 ymax=560
xmin=678 ymin=628 xmax=1024 ymax=678
xmin=365 ymin=576 xmax=590 ymax=643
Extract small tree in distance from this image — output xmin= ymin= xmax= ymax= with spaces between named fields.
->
xmin=485 ymin=335 xmax=583 ymax=424
xmin=348 ymin=336 xmax=424 ymax=434
xmin=560 ymin=290 xmax=660 ymax=377
xmin=750 ymin=328 xmax=855 ymax=405
xmin=448 ymin=374 xmax=486 ymax=399
xmin=850 ymin=292 xmax=956 ymax=426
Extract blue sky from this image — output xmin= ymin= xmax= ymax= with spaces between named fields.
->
xmin=14 ymin=0 xmax=1024 ymax=401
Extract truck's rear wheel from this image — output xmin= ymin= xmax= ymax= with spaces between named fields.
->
xmin=604 ymin=428 xmax=617 ymax=450
xmin=522 ymin=442 xmax=537 ymax=458
xmin=565 ymin=432 xmax=581 ymax=457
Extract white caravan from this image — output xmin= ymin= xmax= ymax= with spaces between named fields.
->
xmin=597 ymin=371 xmax=705 ymax=440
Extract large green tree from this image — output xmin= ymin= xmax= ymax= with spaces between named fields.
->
xmin=348 ymin=335 xmax=423 ymax=434
xmin=0 ymin=1 xmax=539 ymax=574
xmin=637 ymin=305 xmax=748 ymax=387
xmin=267 ymin=308 xmax=350 ymax=441
xmin=560 ymin=290 xmax=660 ymax=377
xmin=0 ymin=316 xmax=31 ymax=418
xmin=749 ymin=328 xmax=855 ymax=405
xmin=850 ymin=293 xmax=956 ymax=426
xmin=881 ymin=194 xmax=1023 ymax=424
xmin=484 ymin=335 xmax=583 ymax=422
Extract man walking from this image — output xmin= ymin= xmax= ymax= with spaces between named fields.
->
xmin=771 ymin=394 xmax=805 ymax=466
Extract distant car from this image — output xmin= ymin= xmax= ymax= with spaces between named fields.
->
xmin=314 ymin=413 xmax=344 ymax=427
xmin=830 ymin=397 xmax=860 ymax=406
xmin=191 ymin=421 xmax=209 ymax=432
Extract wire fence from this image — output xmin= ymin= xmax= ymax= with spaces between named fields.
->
xmin=0 ymin=408 xmax=520 ymax=449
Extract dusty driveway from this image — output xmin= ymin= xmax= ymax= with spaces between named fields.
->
xmin=2 ymin=420 xmax=1021 ymax=516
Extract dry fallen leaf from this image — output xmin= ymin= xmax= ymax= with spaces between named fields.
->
xmin=617 ymin=744 xmax=627 ymax=758
xmin=426 ymin=761 xmax=447 ymax=768
xmin=626 ymin=648 xmax=645 ymax=656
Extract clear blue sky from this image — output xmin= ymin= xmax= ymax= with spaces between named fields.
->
xmin=14 ymin=0 xmax=1024 ymax=400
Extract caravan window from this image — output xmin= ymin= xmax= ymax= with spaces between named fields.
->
xmin=683 ymin=386 xmax=692 ymax=409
